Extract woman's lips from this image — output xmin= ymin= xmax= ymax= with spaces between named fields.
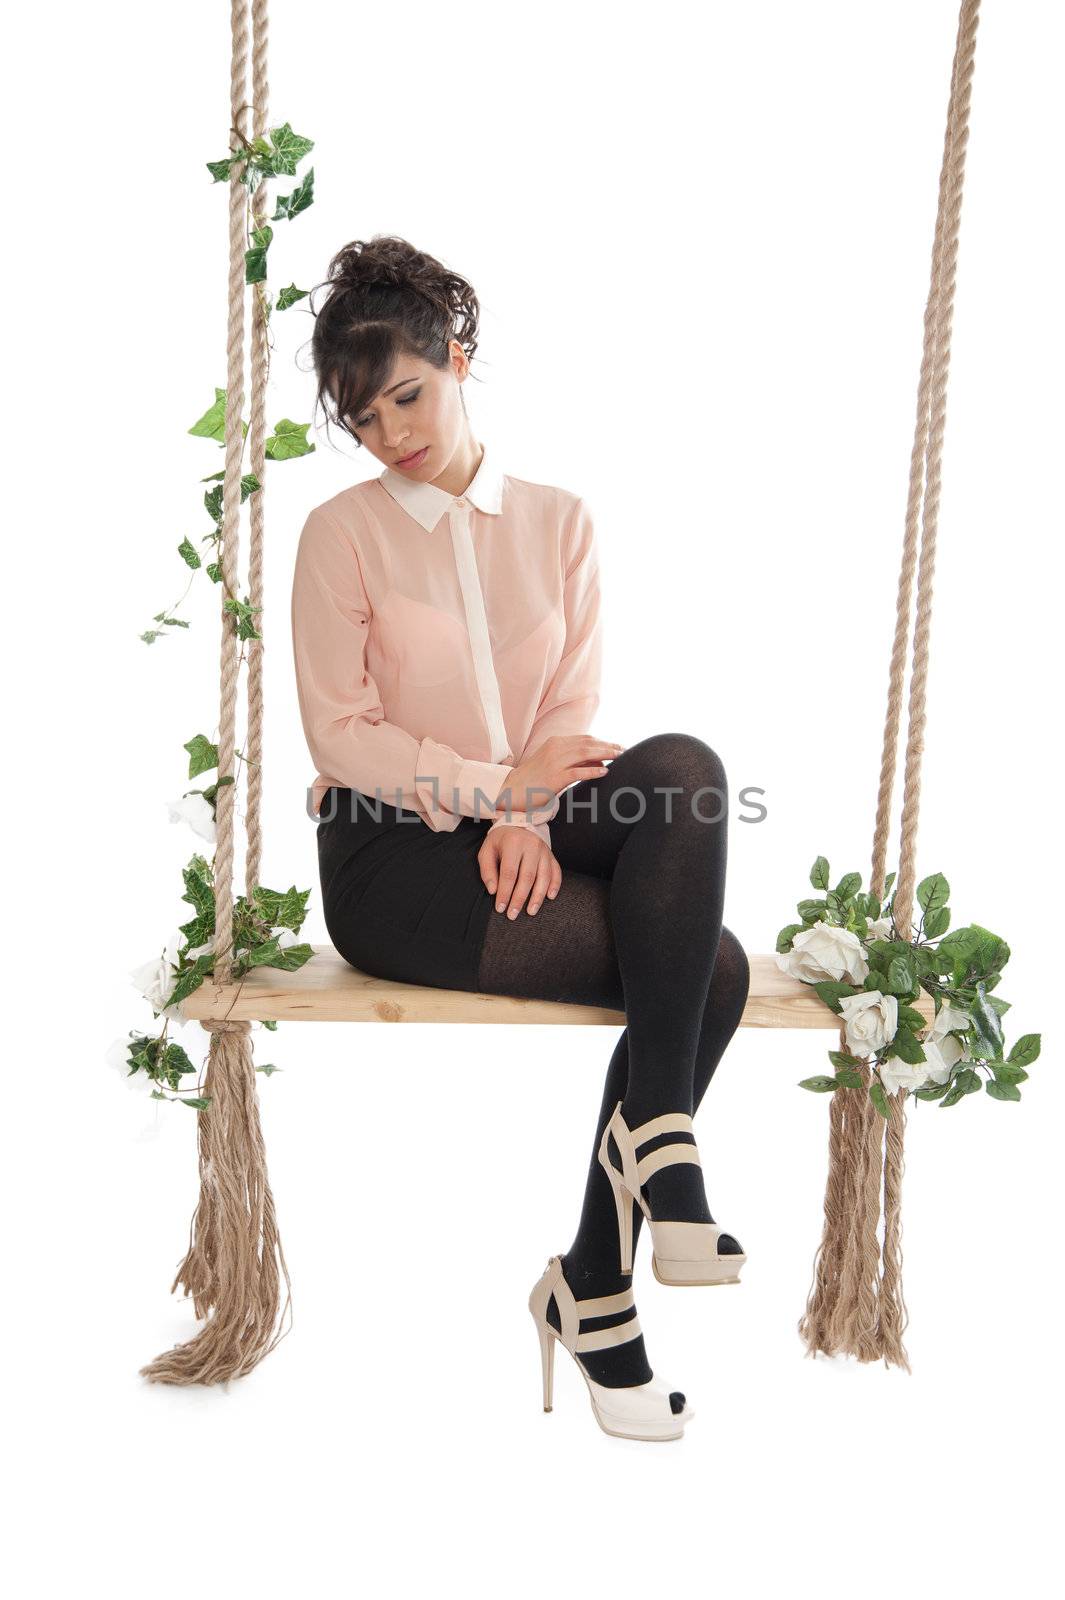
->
xmin=395 ymin=446 xmax=429 ymax=468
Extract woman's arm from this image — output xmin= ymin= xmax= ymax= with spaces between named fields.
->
xmin=292 ymin=505 xmax=547 ymax=830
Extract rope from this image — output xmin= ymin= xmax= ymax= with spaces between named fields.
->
xmin=140 ymin=0 xmax=292 ymax=1386
xmin=800 ymin=0 xmax=983 ymax=1371
xmin=244 ymin=0 xmax=270 ymax=896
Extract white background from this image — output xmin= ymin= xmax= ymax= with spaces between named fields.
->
xmin=5 ymin=1 xmax=1061 ymax=1595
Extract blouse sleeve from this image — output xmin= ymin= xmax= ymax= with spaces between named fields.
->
xmin=485 ymin=495 xmax=603 ymax=851
xmin=291 ymin=505 xmax=552 ymax=832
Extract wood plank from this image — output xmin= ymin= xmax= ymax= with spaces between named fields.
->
xmin=178 ymin=947 xmax=937 ymax=1030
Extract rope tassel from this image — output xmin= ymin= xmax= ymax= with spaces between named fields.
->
xmin=140 ymin=1019 xmax=292 ymax=1384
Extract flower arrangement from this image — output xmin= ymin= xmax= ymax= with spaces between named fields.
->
xmin=108 ymin=121 xmax=320 ymax=1108
xmin=777 ymin=856 xmax=1040 ymax=1116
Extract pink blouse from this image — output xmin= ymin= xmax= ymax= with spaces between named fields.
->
xmin=290 ymin=441 xmax=603 ymax=849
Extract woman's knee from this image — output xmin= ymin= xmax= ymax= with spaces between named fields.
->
xmin=618 ymin=732 xmax=727 ymax=806
xmin=713 ymin=925 xmax=751 ymax=1005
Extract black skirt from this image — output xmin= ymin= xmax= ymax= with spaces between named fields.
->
xmin=316 ymin=787 xmax=498 ymax=993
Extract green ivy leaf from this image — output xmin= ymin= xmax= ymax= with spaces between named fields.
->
xmin=268 ymin=122 xmax=315 ymax=175
xmin=277 ymin=283 xmax=310 ymax=310
xmin=178 ymin=536 xmax=201 ymax=570
xmin=272 ymin=165 xmax=315 ymax=220
xmin=265 ymin=417 xmax=315 ymax=460
xmin=188 ymin=387 xmax=248 ymax=443
xmin=184 ymin=732 xmax=219 ymax=779
xmin=181 ymin=1096 xmax=212 ymax=1111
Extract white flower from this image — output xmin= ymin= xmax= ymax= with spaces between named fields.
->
xmin=920 ymin=1002 xmax=972 ymax=1084
xmin=879 ymin=1058 xmax=934 ymax=1097
xmin=186 ymin=939 xmax=216 ymax=963
xmin=130 ymin=927 xmax=188 ymax=1029
xmin=274 ymin=928 xmax=298 ymax=949
xmin=868 ymin=916 xmax=895 ymax=941
xmin=838 ymin=989 xmax=899 ymax=1056
xmin=776 ymin=923 xmax=870 ymax=985
xmin=166 ymin=792 xmax=217 ymax=844
xmin=105 ymin=1035 xmax=143 ymax=1091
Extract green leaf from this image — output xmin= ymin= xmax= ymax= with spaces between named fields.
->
xmin=775 ymin=922 xmax=804 ymax=953
xmin=184 ymin=732 xmax=219 ymax=779
xmin=268 ymin=121 xmax=315 ymax=175
xmin=986 ymin=1079 xmax=1021 ymax=1103
xmin=809 ymin=857 xmax=830 ymax=891
xmin=177 ymin=536 xmax=201 ymax=570
xmin=206 ymin=157 xmax=234 ymax=182
xmin=261 ymin=1018 xmax=279 ymax=1032
xmin=953 ymin=1068 xmax=982 ymax=1096
xmin=798 ymin=1075 xmax=840 ymax=1093
xmin=869 ymin=1080 xmax=890 ymax=1119
xmin=812 ymin=980 xmax=861 ymax=1015
xmin=914 ymin=1079 xmax=950 ymax=1101
xmin=828 ymin=1050 xmax=864 ymax=1071
xmin=206 ymin=561 xmax=223 ymax=583
xmin=991 ymin=1062 xmax=1029 ymax=1086
xmin=272 ymin=165 xmax=315 ymax=220
xmin=896 ymin=1003 xmax=929 ymax=1031
xmin=886 ymin=955 xmax=917 ymax=995
xmin=883 ymin=871 xmax=896 ymax=893
xmin=883 ymin=1025 xmax=927 ymax=1065
xmin=917 ymin=872 xmax=950 ymax=917
xmin=181 ymin=1096 xmax=212 ymax=1111
xmin=265 ymin=417 xmax=315 ymax=460
xmin=924 ymin=906 xmax=950 ymax=939
xmin=834 ymin=1070 xmax=865 ymax=1089
xmin=256 ymin=1062 xmax=282 ymax=1075
xmin=188 ymin=387 xmax=248 ymax=444
xmin=277 ymin=283 xmax=310 ymax=310
xmin=1007 ymin=1033 xmax=1041 ymax=1067
xmin=245 ymin=246 xmax=269 ymax=284
xmin=970 ymin=981 xmax=1006 ymax=1060
xmin=833 ymin=871 xmax=862 ymax=901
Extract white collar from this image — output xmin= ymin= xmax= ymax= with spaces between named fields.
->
xmin=378 ymin=441 xmax=504 ymax=532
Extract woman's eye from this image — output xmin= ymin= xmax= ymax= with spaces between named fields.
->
xmin=354 ymin=389 xmax=420 ymax=430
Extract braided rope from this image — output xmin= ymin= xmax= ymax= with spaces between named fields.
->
xmin=801 ymin=0 xmax=982 ymax=1370
xmin=140 ymin=0 xmax=292 ymax=1385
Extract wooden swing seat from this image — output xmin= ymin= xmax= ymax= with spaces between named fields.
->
xmin=178 ymin=946 xmax=936 ymax=1029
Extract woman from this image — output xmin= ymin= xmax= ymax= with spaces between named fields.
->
xmin=291 ymin=235 xmax=751 ymax=1443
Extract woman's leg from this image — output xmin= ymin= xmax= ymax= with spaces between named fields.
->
xmin=475 ymin=733 xmax=749 ymax=1384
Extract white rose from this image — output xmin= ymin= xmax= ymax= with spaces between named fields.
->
xmin=166 ymin=792 xmax=217 ymax=844
xmin=838 ymin=989 xmax=899 ymax=1056
xmin=776 ymin=923 xmax=870 ymax=985
xmin=105 ymin=1035 xmax=143 ymax=1091
xmin=879 ymin=1058 xmax=934 ymax=1097
xmin=130 ymin=928 xmax=188 ymax=1028
xmin=868 ymin=916 xmax=895 ymax=941
xmin=920 ymin=1002 xmax=972 ymax=1084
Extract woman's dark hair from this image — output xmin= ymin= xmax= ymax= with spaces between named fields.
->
xmin=306 ymin=234 xmax=481 ymax=447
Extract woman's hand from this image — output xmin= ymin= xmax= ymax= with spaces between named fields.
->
xmin=478 ymin=826 xmax=561 ymax=918
xmin=499 ymin=734 xmax=624 ymax=822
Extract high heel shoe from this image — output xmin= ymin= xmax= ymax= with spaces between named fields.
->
xmin=527 ymin=1255 xmax=694 ymax=1442
xmin=597 ymin=1101 xmax=748 ymax=1286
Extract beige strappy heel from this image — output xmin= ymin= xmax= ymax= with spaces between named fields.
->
xmin=527 ymin=1255 xmax=694 ymax=1442
xmin=597 ymin=1101 xmax=747 ymax=1286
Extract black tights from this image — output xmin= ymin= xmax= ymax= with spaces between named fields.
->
xmin=474 ymin=733 xmax=751 ymax=1385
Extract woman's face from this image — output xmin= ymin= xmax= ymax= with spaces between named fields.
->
xmin=345 ymin=340 xmax=469 ymax=477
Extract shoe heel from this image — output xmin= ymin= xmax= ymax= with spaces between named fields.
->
xmin=537 ymin=1322 xmax=555 ymax=1412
